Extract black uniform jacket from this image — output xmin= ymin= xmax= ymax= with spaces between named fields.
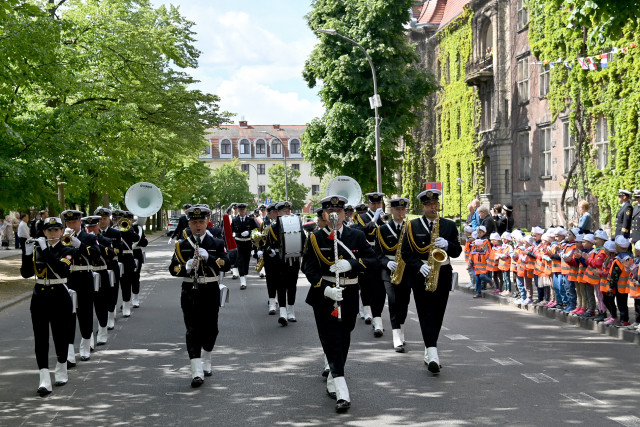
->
xmin=21 ymin=241 xmax=77 ymax=282
xmin=375 ymin=220 xmax=405 ymax=277
xmin=169 ymin=233 xmax=230 ymax=280
xmin=354 ymin=210 xmax=385 ymax=244
xmin=630 ymin=203 xmax=640 ymax=243
xmin=615 ymin=201 xmax=632 ymax=238
xmin=400 ymin=216 xmax=462 ymax=279
xmin=231 ymin=216 xmax=259 ymax=242
xmin=303 ymin=226 xmax=377 ymax=307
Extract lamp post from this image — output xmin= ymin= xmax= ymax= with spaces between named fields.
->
xmin=260 ymin=131 xmax=289 ymax=201
xmin=456 ymin=177 xmax=464 ymax=234
xmin=241 ymin=161 xmax=261 ymax=201
xmin=316 ymin=28 xmax=382 ymax=193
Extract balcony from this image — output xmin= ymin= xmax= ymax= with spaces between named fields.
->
xmin=465 ymin=54 xmax=493 ymax=86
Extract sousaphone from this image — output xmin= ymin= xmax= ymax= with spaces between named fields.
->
xmin=125 ymin=182 xmax=163 ymax=226
xmin=325 ymin=176 xmax=362 ymax=206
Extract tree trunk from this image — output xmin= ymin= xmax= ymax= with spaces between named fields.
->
xmin=57 ymin=180 xmax=66 ymax=212
xmin=101 ymin=193 xmax=110 ymax=208
xmin=89 ymin=191 xmax=99 ymax=216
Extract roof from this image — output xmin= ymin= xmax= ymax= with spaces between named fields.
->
xmin=417 ymin=0 xmax=448 ymax=25
xmin=438 ymin=0 xmax=471 ymax=30
xmin=204 ymin=123 xmax=306 ymax=140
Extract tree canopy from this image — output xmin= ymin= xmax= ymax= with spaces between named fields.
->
xmin=302 ymin=0 xmax=438 ymax=195
xmin=265 ymin=163 xmax=309 ymax=211
xmin=200 ymin=159 xmax=254 ymax=210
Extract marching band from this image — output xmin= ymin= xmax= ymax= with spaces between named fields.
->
xmin=19 ymin=178 xmax=465 ymax=414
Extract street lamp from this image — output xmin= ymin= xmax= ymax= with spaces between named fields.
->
xmin=260 ymin=131 xmax=289 ymax=201
xmin=240 ymin=161 xmax=261 ymax=200
xmin=316 ymin=28 xmax=382 ymax=193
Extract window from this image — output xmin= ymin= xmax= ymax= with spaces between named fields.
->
xmin=290 ymin=140 xmax=300 ymax=154
xmin=239 ymin=138 xmax=251 ymax=155
xmin=539 ymin=126 xmax=552 ymax=176
xmin=484 ymin=157 xmax=491 ymax=194
xmin=517 ymin=0 xmax=529 ymax=30
xmin=481 ymin=21 xmax=493 ymax=58
xmin=271 ymin=141 xmax=281 ymax=155
xmin=479 ymin=83 xmax=493 ymax=131
xmin=539 ymin=64 xmax=550 ymax=97
xmin=563 ymin=121 xmax=574 ymax=175
xmin=258 ymin=185 xmax=265 ymax=195
xmin=241 ymin=164 xmax=250 ymax=174
xmin=312 ymin=185 xmax=320 ymax=195
xmin=517 ymin=57 xmax=529 ymax=103
xmin=291 ymin=164 xmax=299 ymax=171
xmin=257 ymin=164 xmax=265 ymax=175
xmin=518 ymin=131 xmax=530 ymax=180
xmin=255 ymin=139 xmax=266 ymax=155
xmin=202 ymin=141 xmax=211 ymax=157
xmin=595 ymin=116 xmax=609 ymax=170
xmin=220 ymin=139 xmax=232 ymax=155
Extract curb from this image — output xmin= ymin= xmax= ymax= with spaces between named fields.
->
xmin=456 ymin=283 xmax=640 ymax=346
xmin=0 ymin=291 xmax=32 ymax=312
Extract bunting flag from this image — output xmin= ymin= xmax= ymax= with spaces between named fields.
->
xmin=530 ymin=43 xmax=636 ymax=71
xmin=578 ymin=58 xmax=589 ymax=70
xmin=586 ymin=57 xmax=597 ymax=70
xmin=600 ymin=56 xmax=608 ymax=69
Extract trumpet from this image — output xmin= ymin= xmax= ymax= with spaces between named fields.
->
xmin=118 ymin=218 xmax=131 ymax=232
xmin=382 ymin=213 xmax=392 ymax=223
xmin=25 ymin=237 xmax=59 ymax=244
xmin=425 ymin=215 xmax=448 ymax=292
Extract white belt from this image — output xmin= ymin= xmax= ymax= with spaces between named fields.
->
xmin=235 ymin=237 xmax=251 ymax=242
xmin=92 ymin=265 xmax=108 ymax=271
xmin=322 ymin=276 xmax=358 ymax=286
xmin=183 ymin=276 xmax=220 ymax=284
xmin=36 ymin=278 xmax=67 ymax=285
xmin=121 ymin=250 xmax=134 ymax=254
xmin=70 ymin=265 xmax=91 ymax=272
xmin=386 ymin=255 xmax=395 ymax=260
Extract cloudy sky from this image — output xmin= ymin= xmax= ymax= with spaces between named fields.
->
xmin=150 ymin=0 xmax=324 ymax=126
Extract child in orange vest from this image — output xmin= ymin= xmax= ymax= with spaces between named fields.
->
xmin=463 ymin=226 xmax=475 ymax=289
xmin=489 ymin=232 xmax=503 ymax=294
xmin=498 ymin=232 xmax=514 ymax=296
xmin=574 ymin=233 xmax=597 ymax=317
xmin=601 ymin=240 xmax=617 ymax=323
xmin=570 ymin=232 xmax=586 ymax=315
xmin=588 ymin=230 xmax=610 ymax=321
xmin=605 ymin=236 xmax=633 ymax=326
xmin=628 ymin=241 xmax=640 ymax=331
xmin=521 ymin=235 xmax=536 ymax=305
xmin=470 ymin=239 xmax=493 ymax=298
xmin=559 ymin=228 xmax=580 ymax=313
xmin=535 ymin=233 xmax=552 ymax=305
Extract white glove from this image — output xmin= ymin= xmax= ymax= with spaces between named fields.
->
xmin=268 ymin=249 xmax=277 ymax=257
xmin=197 ymin=248 xmax=209 ymax=260
xmin=87 ymin=231 xmax=95 ymax=236
xmin=372 ymin=208 xmax=383 ymax=223
xmin=25 ymin=242 xmax=35 ymax=256
xmin=64 ymin=227 xmax=75 ymax=235
xmin=257 ymin=250 xmax=263 ymax=258
xmin=419 ymin=263 xmax=431 ymax=277
xmin=185 ymin=258 xmax=197 ymax=273
xmin=330 ymin=259 xmax=352 ymax=273
xmin=434 ymin=237 xmax=449 ymax=249
xmin=324 ymin=286 xmax=343 ymax=302
xmin=543 ymin=255 xmax=551 ymax=262
xmin=168 ymin=238 xmax=174 ymax=244
xmin=241 ymin=231 xmax=249 ymax=237
xmin=35 ymin=237 xmax=47 ymax=251
xmin=70 ymin=236 xmax=81 ymax=248
xmin=387 ymin=260 xmax=398 ymax=272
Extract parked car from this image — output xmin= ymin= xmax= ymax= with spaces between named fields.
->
xmin=167 ymin=217 xmax=180 ymax=235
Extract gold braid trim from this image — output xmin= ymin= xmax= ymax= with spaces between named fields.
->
xmin=269 ymin=226 xmax=278 ymax=241
xmin=377 ymin=226 xmax=399 ymax=252
xmin=407 ymin=220 xmax=430 ymax=254
xmin=175 ymin=241 xmax=186 ymax=264
xmin=356 ymin=214 xmax=366 ymax=227
xmin=310 ymin=233 xmax=335 ymax=266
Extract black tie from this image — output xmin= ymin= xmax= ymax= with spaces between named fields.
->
xmin=427 ymin=221 xmax=432 ymax=232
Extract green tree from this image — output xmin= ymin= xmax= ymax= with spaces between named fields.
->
xmin=265 ymin=163 xmax=309 ymax=211
xmin=565 ymin=0 xmax=640 ymax=45
xmin=201 ymin=159 xmax=254 ymax=210
xmin=302 ymin=0 xmax=438 ymax=194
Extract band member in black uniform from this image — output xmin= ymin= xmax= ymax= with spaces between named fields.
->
xmin=355 ymin=192 xmax=386 ymax=335
xmin=351 ymin=203 xmax=372 ymax=323
xmin=303 ymin=195 xmax=377 ymax=412
xmin=258 ymin=203 xmax=278 ymax=314
xmin=344 ymin=205 xmax=354 ymax=227
xmin=631 ymin=190 xmax=640 ymax=243
xmin=84 ymin=216 xmax=115 ymax=346
xmin=124 ymin=211 xmax=148 ymax=308
xmin=268 ymin=201 xmax=301 ymax=325
xmin=61 ymin=210 xmax=101 ymax=364
xmin=21 ymin=217 xmax=75 ymax=396
xmin=33 ymin=210 xmax=49 ymax=238
xmin=114 ymin=209 xmax=140 ymax=317
xmin=616 ymin=189 xmax=633 ymax=239
xmin=231 ymin=203 xmax=259 ymax=290
xmin=400 ymin=190 xmax=462 ymax=373
xmin=169 ymin=204 xmax=191 ymax=244
xmin=169 ymin=206 xmax=230 ymax=387
xmin=374 ymin=197 xmax=411 ymax=351
xmin=95 ymin=207 xmax=122 ymax=330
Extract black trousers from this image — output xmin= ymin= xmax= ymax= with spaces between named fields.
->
xmin=68 ymin=274 xmax=94 ymax=342
xmin=93 ymin=271 xmax=110 ymax=327
xmin=181 ymin=282 xmax=220 ymax=359
xmin=383 ymin=277 xmax=411 ymax=329
xmin=368 ymin=271 xmax=386 ymax=318
xmin=277 ymin=259 xmax=299 ymax=307
xmin=410 ymin=266 xmax=452 ymax=348
xmin=131 ymin=256 xmax=142 ymax=295
xmin=263 ymin=260 xmax=277 ymax=299
xmin=236 ymin=241 xmax=252 ymax=276
xmin=107 ymin=261 xmax=120 ymax=312
xmin=359 ymin=272 xmax=371 ymax=307
xmin=119 ymin=255 xmax=136 ymax=302
xmin=616 ymin=293 xmax=629 ymax=322
xmin=312 ymin=284 xmax=358 ymax=378
xmin=603 ymin=293 xmax=617 ymax=318
xmin=30 ymin=284 xmax=72 ymax=369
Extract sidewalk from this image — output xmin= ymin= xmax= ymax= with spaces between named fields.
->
xmin=450 ymin=257 xmax=640 ymax=345
xmin=0 ymin=231 xmax=167 ymax=312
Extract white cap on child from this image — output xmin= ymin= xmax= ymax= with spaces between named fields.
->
xmin=464 ymin=225 xmax=474 ymax=233
xmin=615 ymin=235 xmax=630 ymax=249
xmin=574 ymin=233 xmax=583 ymax=243
xmin=582 ymin=234 xmax=595 ymax=244
xmin=474 ymin=239 xmax=484 ymax=246
xmin=501 ymin=232 xmax=512 ymax=241
xmin=556 ymin=227 xmax=568 ymax=236
xmin=604 ymin=241 xmax=617 ymax=252
xmin=478 ymin=225 xmax=487 ymax=233
xmin=570 ymin=227 xmax=581 ymax=237
xmin=532 ymin=226 xmax=544 ymax=234
xmin=471 ymin=231 xmax=478 ymax=239
xmin=490 ymin=232 xmax=501 ymax=241
xmin=594 ymin=229 xmax=609 ymax=240
xmin=542 ymin=233 xmax=553 ymax=242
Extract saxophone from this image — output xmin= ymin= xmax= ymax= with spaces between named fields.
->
xmin=253 ymin=225 xmax=269 ymax=272
xmin=390 ymin=222 xmax=407 ymax=285
xmin=425 ymin=215 xmax=448 ymax=292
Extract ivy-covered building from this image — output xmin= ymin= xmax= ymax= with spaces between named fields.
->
xmin=407 ymin=0 xmax=619 ymax=229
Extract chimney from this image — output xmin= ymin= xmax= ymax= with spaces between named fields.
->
xmin=273 ymin=124 xmax=280 ymax=130
xmin=239 ymin=120 xmax=248 ymax=128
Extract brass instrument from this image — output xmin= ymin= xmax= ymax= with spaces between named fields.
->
xmin=390 ymin=222 xmax=407 ymax=285
xmin=252 ymin=226 xmax=269 ymax=272
xmin=60 ymin=230 xmax=76 ymax=247
xmin=118 ymin=218 xmax=131 ymax=232
xmin=425 ymin=215 xmax=448 ymax=292
xmin=382 ymin=213 xmax=392 ymax=223
xmin=192 ymin=232 xmax=201 ymax=289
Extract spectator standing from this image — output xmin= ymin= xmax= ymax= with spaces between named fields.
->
xmin=34 ymin=210 xmax=49 ymax=238
xmin=17 ymin=213 xmax=31 ymax=254
xmin=470 ymin=199 xmax=481 ymax=229
xmin=570 ymin=201 xmax=592 ymax=234
xmin=497 ymin=204 xmax=514 ymax=233
xmin=1 ymin=215 xmax=13 ymax=249
xmin=465 ymin=203 xmax=475 ymax=227
xmin=477 ymin=206 xmax=496 ymax=236
xmin=630 ymin=190 xmax=640 ymax=243
xmin=493 ymin=204 xmax=506 ymax=234
xmin=12 ymin=213 xmax=20 ymax=249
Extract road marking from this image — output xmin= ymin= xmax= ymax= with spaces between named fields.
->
xmin=522 ymin=373 xmax=558 ymax=383
xmin=609 ymin=416 xmax=640 ymax=427
xmin=444 ymin=334 xmax=469 ymax=340
xmin=491 ymin=357 xmax=522 ymax=366
xmin=467 ymin=345 xmax=494 ymax=352
xmin=440 ymin=326 xmax=449 ymax=331
xmin=561 ymin=392 xmax=605 ymax=406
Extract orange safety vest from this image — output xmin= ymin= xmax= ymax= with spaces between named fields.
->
xmin=609 ymin=257 xmax=630 ymax=294
xmin=534 ymin=245 xmax=545 ymax=276
xmin=550 ymin=243 xmax=562 ymax=273
xmin=561 ymin=242 xmax=579 ymax=281
xmin=487 ymin=245 xmax=500 ymax=272
xmin=600 ymin=257 xmax=613 ymax=293
xmin=471 ymin=251 xmax=487 ymax=275
xmin=524 ymin=248 xmax=535 ymax=278
xmin=577 ymin=256 xmax=588 ymax=284
xmin=464 ymin=239 xmax=473 ymax=262
xmin=630 ymin=264 xmax=640 ymax=298
xmin=584 ymin=248 xmax=604 ymax=286
xmin=498 ymin=245 xmax=511 ymax=271
xmin=515 ymin=247 xmax=525 ymax=278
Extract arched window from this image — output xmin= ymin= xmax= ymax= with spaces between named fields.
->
xmin=238 ymin=138 xmax=251 ymax=158
xmin=289 ymin=138 xmax=301 ymax=157
xmin=271 ymin=140 xmax=281 ymax=155
xmin=255 ymin=138 xmax=266 ymax=156
xmin=481 ymin=21 xmax=493 ymax=58
xmin=220 ymin=138 xmax=232 ymax=157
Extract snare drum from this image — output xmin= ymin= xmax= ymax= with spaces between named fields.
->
xmin=279 ymin=215 xmax=304 ymax=259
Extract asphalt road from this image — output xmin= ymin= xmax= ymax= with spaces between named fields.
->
xmin=1 ymin=238 xmax=639 ymax=426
